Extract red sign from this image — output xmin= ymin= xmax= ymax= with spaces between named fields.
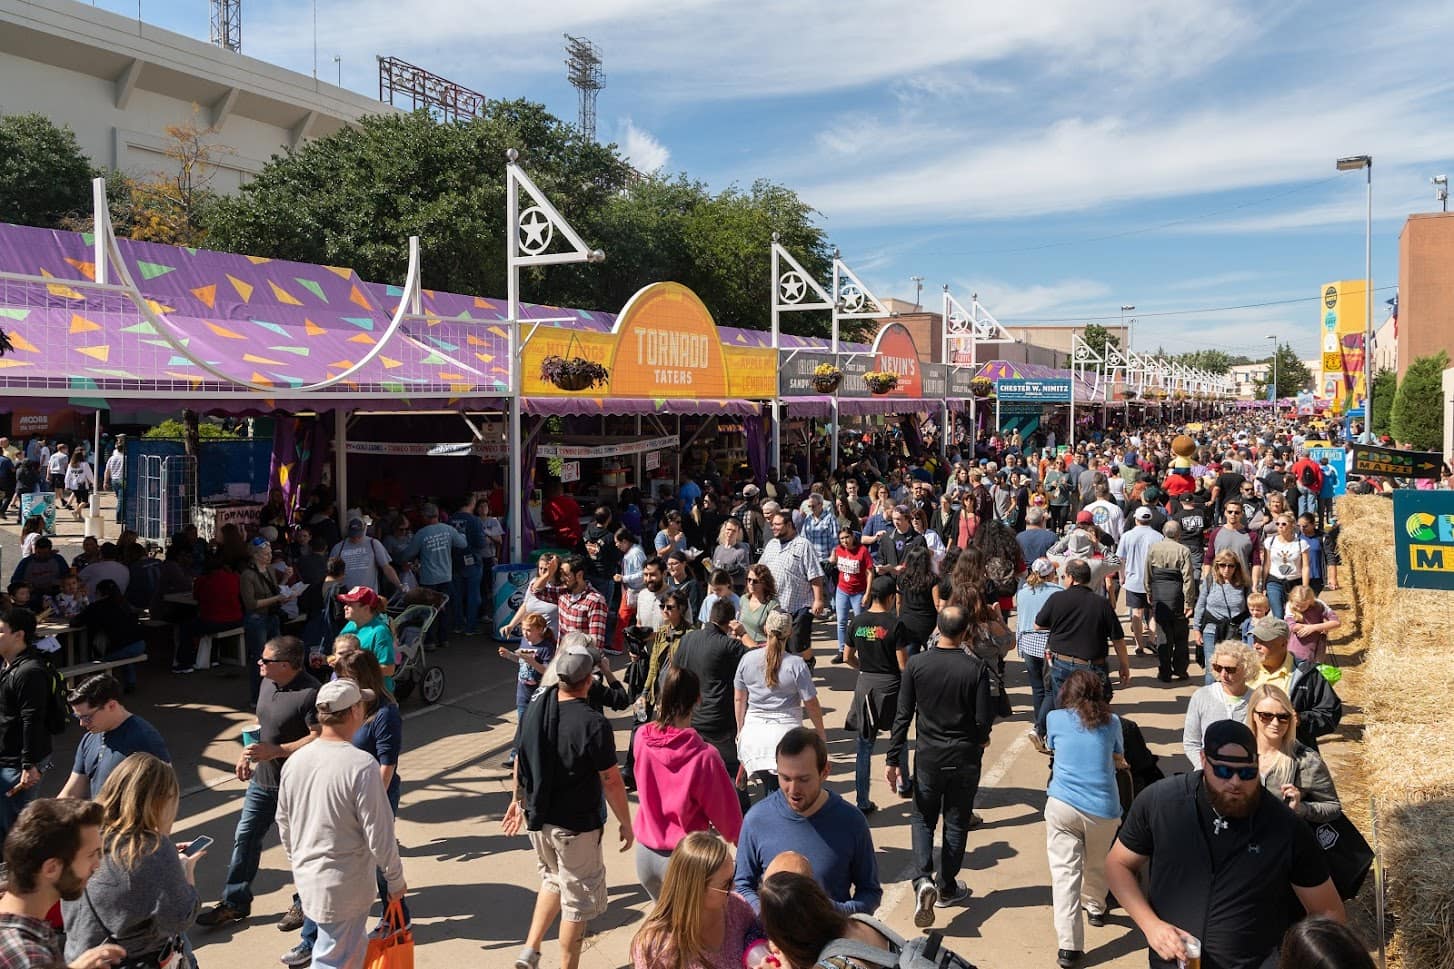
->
xmin=870 ymin=322 xmax=923 ymax=397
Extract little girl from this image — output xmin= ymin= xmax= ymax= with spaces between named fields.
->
xmin=1286 ymin=584 xmax=1341 ymax=664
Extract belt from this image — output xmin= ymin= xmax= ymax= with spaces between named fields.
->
xmin=1047 ymin=653 xmax=1107 ymax=668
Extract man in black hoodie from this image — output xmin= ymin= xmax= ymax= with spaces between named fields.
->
xmin=0 ymin=608 xmax=54 ymax=843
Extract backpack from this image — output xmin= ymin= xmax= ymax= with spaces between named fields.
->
xmin=1299 ymin=463 xmax=1319 ymax=489
xmin=8 ymin=653 xmax=69 ymax=736
xmin=816 ymin=916 xmax=977 ymax=969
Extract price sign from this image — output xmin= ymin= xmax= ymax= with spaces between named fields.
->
xmin=645 ymin=450 xmax=661 ymax=471
xmin=560 ymin=461 xmax=581 ymax=484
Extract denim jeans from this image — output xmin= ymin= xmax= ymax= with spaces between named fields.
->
xmin=1049 ymin=657 xmax=1112 ymax=712
xmin=222 ymin=780 xmax=281 ymax=912
xmin=244 ymin=612 xmax=280 ymax=704
xmin=0 ymin=766 xmax=38 ymax=843
xmin=854 ymin=735 xmax=876 ymax=810
xmin=1265 ymin=579 xmax=1293 ymax=624
xmin=452 ymin=565 xmax=483 ymax=632
xmin=910 ymin=761 xmax=982 ymax=890
xmin=103 ymin=638 xmax=146 ymax=689
xmin=300 ymin=786 xmax=407 ymax=951
xmin=1023 ymin=654 xmax=1052 ymax=739
xmin=834 ymin=589 xmax=863 ymax=652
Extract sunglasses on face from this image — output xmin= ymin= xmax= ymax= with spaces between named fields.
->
xmin=1211 ymin=663 xmax=1239 ymax=675
xmin=1209 ymin=763 xmax=1260 ymax=782
xmin=1255 ymin=710 xmax=1292 ymax=724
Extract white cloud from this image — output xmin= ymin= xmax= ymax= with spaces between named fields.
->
xmin=959 ymin=278 xmax=1113 ymax=319
xmin=618 ymin=119 xmax=670 ymax=172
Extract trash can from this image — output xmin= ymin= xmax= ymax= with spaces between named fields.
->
xmin=491 ymin=562 xmax=536 ymax=641
xmin=19 ymin=492 xmax=56 ymax=536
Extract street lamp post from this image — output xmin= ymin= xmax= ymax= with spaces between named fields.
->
xmin=1121 ymin=304 xmax=1135 ymax=352
xmin=1336 ymin=154 xmax=1372 ymax=441
xmin=1267 ymin=335 xmax=1278 ymax=410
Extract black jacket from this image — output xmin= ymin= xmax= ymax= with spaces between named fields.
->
xmin=1288 ymin=659 xmax=1342 ymax=749
xmin=0 ymin=648 xmax=53 ymax=769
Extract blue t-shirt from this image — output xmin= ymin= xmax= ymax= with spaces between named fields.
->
xmin=352 ymin=702 xmax=403 ymax=806
xmin=1017 ymin=528 xmax=1058 ymax=566
xmin=862 ymin=513 xmax=890 ymax=564
xmin=515 ymin=631 xmax=557 ymax=706
xmin=72 ymin=714 xmax=171 ymax=797
xmin=341 ymin=615 xmax=396 ymax=691
xmin=1045 ymin=710 xmax=1122 ymax=820
xmin=1302 ymin=534 xmax=1325 ymax=580
xmin=733 ymin=789 xmax=881 ymax=915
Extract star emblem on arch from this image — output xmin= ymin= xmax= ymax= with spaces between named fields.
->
xmin=779 ymin=271 xmax=807 ymax=304
xmin=839 ymin=285 xmax=866 ymax=314
xmin=518 ymin=207 xmax=553 ymax=255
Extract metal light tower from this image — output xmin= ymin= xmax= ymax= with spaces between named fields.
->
xmin=210 ymin=0 xmax=241 ymax=52
xmin=564 ymin=35 xmax=604 ymax=142
xmin=1336 ymin=154 xmax=1373 ymax=440
xmin=1120 ymin=304 xmax=1135 ymax=352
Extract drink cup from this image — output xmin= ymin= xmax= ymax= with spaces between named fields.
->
xmin=241 ymin=723 xmax=261 ymax=747
xmin=1178 ymin=934 xmax=1201 ymax=969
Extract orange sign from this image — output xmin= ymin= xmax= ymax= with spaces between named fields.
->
xmin=870 ymin=322 xmax=923 ymax=397
xmin=521 ymin=282 xmax=777 ymax=399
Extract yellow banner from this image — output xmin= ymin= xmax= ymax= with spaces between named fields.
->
xmin=521 ymin=281 xmax=777 ymax=399
xmin=1319 ymin=280 xmax=1368 ymax=410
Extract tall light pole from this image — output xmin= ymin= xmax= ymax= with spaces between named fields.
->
xmin=1267 ymin=335 xmax=1278 ymax=408
xmin=1120 ymin=304 xmax=1135 ymax=352
xmin=1337 ymin=154 xmax=1372 ymax=440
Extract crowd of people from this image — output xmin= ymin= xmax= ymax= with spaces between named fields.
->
xmin=0 ymin=411 xmax=1410 ymax=969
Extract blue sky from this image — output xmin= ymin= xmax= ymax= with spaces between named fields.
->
xmin=107 ymin=1 xmax=1454 ymax=358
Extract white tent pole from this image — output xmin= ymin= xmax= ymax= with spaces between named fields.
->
xmin=770 ymin=242 xmax=781 ymax=478
xmin=507 ymin=159 xmax=524 ymax=564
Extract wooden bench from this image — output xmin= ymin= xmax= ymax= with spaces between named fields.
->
xmin=59 ymin=654 xmax=148 ymax=684
xmin=197 ymin=628 xmax=246 ymax=668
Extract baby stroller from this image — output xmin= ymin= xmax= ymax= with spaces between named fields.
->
xmin=389 ymin=588 xmax=447 ymax=705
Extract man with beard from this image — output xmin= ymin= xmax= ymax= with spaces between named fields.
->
xmin=0 ymin=799 xmax=123 ymax=969
xmin=1105 ymin=720 xmax=1343 ymax=969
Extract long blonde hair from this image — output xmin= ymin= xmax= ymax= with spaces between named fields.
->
xmin=763 ymin=609 xmax=793 ymax=688
xmin=1246 ymin=683 xmax=1298 ymax=776
xmin=1285 ymin=585 xmax=1316 ymax=623
xmin=96 ymin=753 xmax=180 ymax=870
xmin=631 ymin=831 xmax=731 ymax=969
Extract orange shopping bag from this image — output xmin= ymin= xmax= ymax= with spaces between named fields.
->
xmin=365 ymin=900 xmax=414 ymax=969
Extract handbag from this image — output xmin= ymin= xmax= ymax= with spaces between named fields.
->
xmin=1312 ymin=813 xmax=1374 ymax=900
xmin=82 ymin=884 xmax=182 ymax=969
xmin=365 ymin=899 xmax=414 ymax=969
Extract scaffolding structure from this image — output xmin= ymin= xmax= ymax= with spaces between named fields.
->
xmin=564 ymin=35 xmax=604 ymax=142
xmin=136 ymin=454 xmax=197 ymax=542
xmin=377 ymin=56 xmax=486 ymax=122
xmin=210 ymin=0 xmax=241 ymax=52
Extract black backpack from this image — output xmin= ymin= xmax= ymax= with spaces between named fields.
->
xmin=1300 ymin=463 xmax=1319 ymax=488
xmin=816 ymin=916 xmax=978 ymax=969
xmin=8 ymin=653 xmax=68 ymax=736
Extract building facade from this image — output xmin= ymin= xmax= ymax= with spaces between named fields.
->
xmin=0 ymin=0 xmax=396 ymax=192
xmin=1397 ymin=212 xmax=1454 ymax=378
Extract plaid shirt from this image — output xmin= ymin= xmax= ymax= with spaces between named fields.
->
xmin=536 ymin=583 xmax=608 ymax=648
xmin=799 ymin=509 xmax=839 ymax=562
xmin=0 ymin=914 xmax=63 ymax=969
xmin=759 ymin=535 xmax=824 ymax=613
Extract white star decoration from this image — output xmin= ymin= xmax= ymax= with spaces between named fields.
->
xmin=779 ymin=271 xmax=807 ymax=304
xmin=518 ymin=207 xmax=553 ymax=255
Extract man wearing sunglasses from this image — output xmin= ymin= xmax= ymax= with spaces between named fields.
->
xmin=197 ymin=636 xmax=320 ymax=929
xmin=1106 ymin=720 xmax=1344 ymax=969
xmin=1246 ymin=616 xmax=1343 ymax=750
xmin=1201 ymin=499 xmax=1263 ymax=591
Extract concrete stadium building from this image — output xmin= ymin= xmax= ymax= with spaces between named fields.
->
xmin=0 ymin=0 xmax=396 ymax=191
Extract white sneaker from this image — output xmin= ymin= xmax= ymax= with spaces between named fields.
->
xmin=514 ymin=947 xmax=541 ymax=969
xmin=913 ymin=879 xmax=939 ymax=928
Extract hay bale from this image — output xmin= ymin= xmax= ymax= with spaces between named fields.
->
xmin=1337 ymin=493 xmax=1454 ymax=967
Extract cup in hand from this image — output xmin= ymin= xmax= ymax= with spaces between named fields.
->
xmin=241 ymin=723 xmax=261 ymax=747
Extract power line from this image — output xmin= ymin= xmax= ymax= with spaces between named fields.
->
xmin=1001 ymin=284 xmax=1397 ymax=324
xmin=924 ymin=175 xmax=1346 ymax=257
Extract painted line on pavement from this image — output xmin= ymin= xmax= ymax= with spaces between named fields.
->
xmin=878 ymin=731 xmax=1032 ymax=917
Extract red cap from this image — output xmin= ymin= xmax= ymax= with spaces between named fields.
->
xmin=336 ymin=586 xmax=382 ymax=609
xmin=1076 ymin=510 xmax=1094 ymax=524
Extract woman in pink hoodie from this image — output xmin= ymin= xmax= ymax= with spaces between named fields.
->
xmin=632 ymin=666 xmax=744 ymax=900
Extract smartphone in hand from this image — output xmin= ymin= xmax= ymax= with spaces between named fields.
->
xmin=182 ymin=835 xmax=213 ymax=857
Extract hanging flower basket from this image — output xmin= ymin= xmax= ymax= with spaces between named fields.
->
xmin=864 ymin=370 xmax=900 ymax=395
xmin=970 ymin=376 xmax=995 ymax=399
xmin=1118 ymin=389 xmax=1139 ymax=401
xmin=540 ymin=354 xmax=609 ymax=392
xmin=811 ymin=363 xmax=843 ymax=394
xmin=1173 ymin=390 xmax=1188 ymax=401
xmin=1147 ymin=388 xmax=1167 ymax=401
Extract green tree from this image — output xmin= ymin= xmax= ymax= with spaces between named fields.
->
xmin=1390 ymin=350 xmax=1448 ymax=450
xmin=205 ymin=102 xmax=835 ymax=335
xmin=0 ymin=114 xmax=95 ymax=228
xmin=1253 ymin=343 xmax=1312 ymax=400
xmin=1064 ymin=323 xmax=1120 ymax=367
xmin=1369 ymin=368 xmax=1397 ymax=438
xmin=1172 ymin=349 xmax=1236 ymax=374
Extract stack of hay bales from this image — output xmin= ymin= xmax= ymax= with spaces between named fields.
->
xmin=1337 ymin=494 xmax=1454 ymax=968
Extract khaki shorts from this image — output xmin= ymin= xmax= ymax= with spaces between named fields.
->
xmin=528 ymin=824 xmax=607 ymax=922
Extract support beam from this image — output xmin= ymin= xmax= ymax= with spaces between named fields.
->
xmin=334 ymin=407 xmax=349 ymax=535
xmin=210 ymin=86 xmax=240 ymax=128
xmin=114 ymin=58 xmax=144 ymax=110
xmin=289 ymin=110 xmax=318 ymax=149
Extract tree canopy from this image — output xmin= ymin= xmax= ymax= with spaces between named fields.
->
xmin=205 ymin=102 xmax=834 ymax=335
xmin=1252 ymin=343 xmax=1312 ymax=400
xmin=1389 ymin=350 xmax=1447 ymax=450
xmin=0 ymin=114 xmax=94 ymax=228
xmin=1370 ymin=368 xmax=1397 ymax=438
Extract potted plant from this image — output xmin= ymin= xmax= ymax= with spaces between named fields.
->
xmin=970 ymin=376 xmax=995 ymax=399
xmin=863 ymin=370 xmax=899 ymax=395
xmin=1173 ymin=390 xmax=1187 ymax=401
xmin=811 ymin=362 xmax=843 ymax=394
xmin=540 ymin=354 xmax=609 ymax=392
xmin=1117 ymin=388 xmax=1139 ymax=401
